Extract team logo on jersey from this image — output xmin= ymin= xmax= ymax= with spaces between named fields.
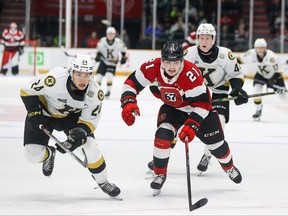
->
xmin=98 ymin=90 xmax=104 ymax=101
xmin=228 ymin=51 xmax=235 ymax=60
xmin=44 ymin=76 xmax=56 ymax=87
xmin=270 ymin=57 xmax=275 ymax=63
xmin=160 ymin=87 xmax=183 ymax=107
xmin=158 ymin=113 xmax=166 ymax=122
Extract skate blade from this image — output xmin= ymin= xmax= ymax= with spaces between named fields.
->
xmin=197 ymin=171 xmax=204 ymax=176
xmin=153 ymin=189 xmax=161 ymax=196
xmin=253 ymin=117 xmax=261 ymax=121
xmin=110 ymin=195 xmax=123 ymax=201
xmin=146 ymin=170 xmax=154 ymax=175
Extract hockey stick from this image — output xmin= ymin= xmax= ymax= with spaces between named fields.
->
xmin=39 ymin=124 xmax=88 ymax=168
xmin=212 ymin=89 xmax=288 ymax=103
xmin=184 ymin=137 xmax=208 ymax=211
xmin=60 ymin=45 xmax=76 ymax=57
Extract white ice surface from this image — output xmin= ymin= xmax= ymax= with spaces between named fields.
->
xmin=0 ymin=75 xmax=288 ymax=215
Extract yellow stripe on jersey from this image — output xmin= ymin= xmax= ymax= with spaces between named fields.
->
xmin=20 ymin=89 xmax=30 ymax=97
xmin=88 ymin=155 xmax=104 ymax=169
xmin=77 ymin=119 xmax=96 ymax=132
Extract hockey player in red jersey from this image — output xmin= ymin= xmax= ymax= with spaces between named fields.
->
xmin=120 ymin=40 xmax=242 ymax=194
xmin=182 ymin=31 xmax=197 ymax=50
xmin=0 ymin=22 xmax=25 ymax=75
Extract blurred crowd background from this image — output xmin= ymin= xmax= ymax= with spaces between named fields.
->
xmin=0 ymin=0 xmax=287 ymax=52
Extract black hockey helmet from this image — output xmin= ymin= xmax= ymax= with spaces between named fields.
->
xmin=161 ymin=40 xmax=184 ymax=61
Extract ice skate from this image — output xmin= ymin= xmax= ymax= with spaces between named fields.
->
xmin=99 ymin=181 xmax=122 ymax=200
xmin=252 ymin=105 xmax=263 ymax=121
xmin=42 ymin=146 xmax=56 ymax=177
xmin=145 ymin=160 xmax=155 ymax=177
xmin=150 ymin=174 xmax=166 ymax=196
xmin=197 ymin=154 xmax=211 ymax=175
xmin=148 ymin=160 xmax=154 ymax=171
xmin=225 ymin=165 xmax=242 ymax=184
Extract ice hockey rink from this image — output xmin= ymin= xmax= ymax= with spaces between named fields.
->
xmin=0 ymin=75 xmax=288 ymax=215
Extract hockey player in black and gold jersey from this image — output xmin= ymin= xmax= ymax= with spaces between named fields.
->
xmin=184 ymin=23 xmax=249 ymax=174
xmin=20 ymin=54 xmax=121 ymax=199
xmin=238 ymin=38 xmax=287 ymax=121
xmin=95 ymin=27 xmax=127 ymax=98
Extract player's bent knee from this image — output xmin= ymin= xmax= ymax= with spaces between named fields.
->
xmin=80 ymin=137 xmax=102 ymax=163
xmin=24 ymin=144 xmax=47 ymax=163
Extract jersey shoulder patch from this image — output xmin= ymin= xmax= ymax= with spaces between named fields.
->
xmin=228 ymin=51 xmax=235 ymax=60
xmin=98 ymin=89 xmax=104 ymax=101
xmin=270 ymin=57 xmax=276 ymax=63
xmin=44 ymin=75 xmax=56 ymax=87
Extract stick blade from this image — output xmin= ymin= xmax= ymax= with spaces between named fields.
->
xmin=190 ymin=198 xmax=208 ymax=211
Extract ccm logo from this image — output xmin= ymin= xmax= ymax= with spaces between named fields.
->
xmin=204 ymin=130 xmax=220 ymax=137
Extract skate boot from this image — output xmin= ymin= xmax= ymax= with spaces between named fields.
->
xmin=147 ymin=160 xmax=154 ymax=171
xmin=252 ymin=105 xmax=263 ymax=121
xmin=225 ymin=165 xmax=242 ymax=184
xmin=150 ymin=174 xmax=166 ymax=190
xmin=42 ymin=146 xmax=56 ymax=177
xmin=99 ymin=181 xmax=121 ymax=197
xmin=197 ymin=154 xmax=211 ymax=173
xmin=105 ymin=91 xmax=111 ymax=98
xmin=151 ymin=174 xmax=166 ymax=196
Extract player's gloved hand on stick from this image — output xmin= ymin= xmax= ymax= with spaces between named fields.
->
xmin=95 ymin=52 xmax=101 ymax=62
xmin=230 ymin=88 xmax=249 ymax=105
xmin=56 ymin=127 xmax=87 ymax=154
xmin=121 ymin=96 xmax=140 ymax=126
xmin=18 ymin=46 xmax=24 ymax=55
xmin=178 ymin=119 xmax=199 ymax=143
xmin=27 ymin=108 xmax=46 ymax=132
xmin=120 ymin=56 xmax=126 ymax=64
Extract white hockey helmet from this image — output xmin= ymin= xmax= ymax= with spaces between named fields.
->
xmin=106 ymin=27 xmax=116 ymax=34
xmin=69 ymin=54 xmax=94 ymax=76
xmin=196 ymin=23 xmax=216 ymax=43
xmin=254 ymin=38 xmax=267 ymax=48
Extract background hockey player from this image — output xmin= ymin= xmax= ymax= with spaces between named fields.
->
xmin=182 ymin=31 xmax=197 ymax=50
xmin=120 ymin=40 xmax=242 ymax=195
xmin=0 ymin=22 xmax=25 ymax=76
xmin=20 ymin=54 xmax=121 ymax=199
xmin=238 ymin=38 xmax=287 ymax=121
xmin=95 ymin=27 xmax=127 ymax=98
xmin=184 ymin=23 xmax=248 ymax=174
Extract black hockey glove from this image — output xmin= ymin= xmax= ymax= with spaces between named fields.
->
xmin=230 ymin=88 xmax=249 ymax=105
xmin=18 ymin=46 xmax=24 ymax=55
xmin=120 ymin=56 xmax=126 ymax=64
xmin=27 ymin=108 xmax=46 ymax=132
xmin=95 ymin=52 xmax=101 ymax=62
xmin=56 ymin=127 xmax=87 ymax=154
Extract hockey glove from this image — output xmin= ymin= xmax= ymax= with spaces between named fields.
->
xmin=120 ymin=56 xmax=127 ymax=64
xmin=18 ymin=46 xmax=24 ymax=55
xmin=95 ymin=52 xmax=101 ymax=62
xmin=230 ymin=88 xmax=249 ymax=105
xmin=178 ymin=119 xmax=199 ymax=143
xmin=56 ymin=127 xmax=87 ymax=154
xmin=121 ymin=96 xmax=140 ymax=126
xmin=27 ymin=108 xmax=46 ymax=132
